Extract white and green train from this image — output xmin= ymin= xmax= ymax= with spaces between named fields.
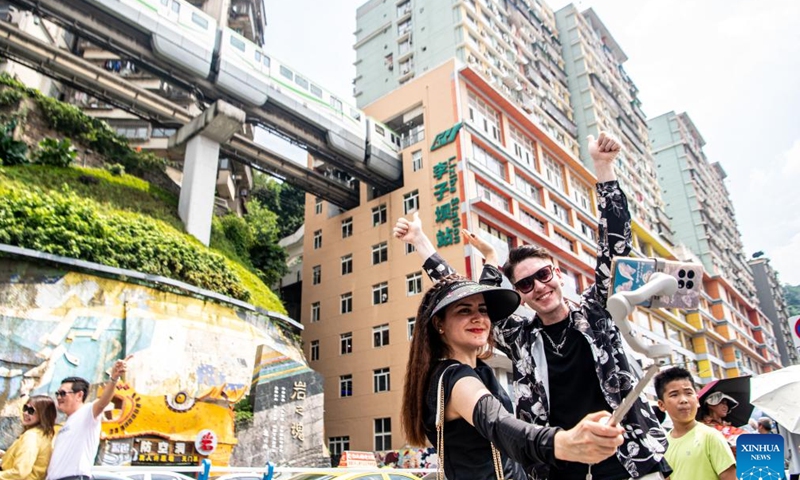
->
xmin=86 ymin=0 xmax=403 ymax=182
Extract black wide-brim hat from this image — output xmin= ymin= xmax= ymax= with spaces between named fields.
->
xmin=429 ymin=280 xmax=520 ymax=322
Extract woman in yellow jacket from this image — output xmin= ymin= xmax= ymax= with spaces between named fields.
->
xmin=0 ymin=395 xmax=57 ymax=480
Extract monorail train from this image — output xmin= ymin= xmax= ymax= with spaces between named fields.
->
xmin=85 ymin=0 xmax=402 ymax=182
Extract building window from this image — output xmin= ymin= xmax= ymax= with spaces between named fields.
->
xmin=314 ymin=197 xmax=323 ymax=214
xmin=478 ymin=219 xmax=511 ymax=246
xmin=412 ymin=150 xmax=423 ymax=172
xmin=313 ymin=229 xmax=322 ymax=249
xmin=405 ymin=243 xmax=416 ymax=255
xmin=403 ymin=190 xmax=419 ymax=214
xmin=373 ymin=324 xmax=390 ymax=348
xmin=312 ymin=265 xmax=321 ymax=285
xmin=573 ymin=181 xmax=592 ymax=211
xmin=374 ymin=418 xmax=392 ymax=451
xmin=542 ymin=153 xmax=564 ymax=191
xmin=339 ymin=375 xmax=353 ymax=398
xmin=340 ymin=292 xmax=353 ymax=314
xmin=467 ymin=91 xmax=500 ymax=142
xmin=472 ymin=143 xmax=505 ymax=179
xmin=372 ymin=204 xmax=387 ymax=226
xmin=397 ymin=18 xmax=412 ymax=35
xmin=341 ymin=217 xmax=353 ymax=238
xmin=580 ymin=221 xmax=597 ymax=242
xmin=551 ymin=201 xmax=570 ymax=225
xmin=555 ymin=231 xmax=574 ymax=252
xmin=311 ymin=302 xmax=320 ymax=323
xmin=372 ymin=242 xmax=388 ymax=265
xmin=340 ymin=332 xmax=353 ymax=355
xmin=329 ymin=436 xmax=350 ymax=466
xmin=341 ymin=254 xmax=353 ymax=275
xmin=373 ymin=367 xmax=390 ymax=392
xmin=373 ymin=282 xmax=389 ymax=305
xmin=515 ymin=175 xmax=540 ymax=204
xmin=310 ymin=340 xmax=319 ymax=361
xmin=521 ymin=210 xmax=546 ymax=235
xmin=476 ymin=181 xmax=509 ymax=212
xmin=406 ymin=272 xmax=423 ymax=295
xmin=407 ymin=318 xmax=416 ymax=339
xmin=510 ymin=124 xmax=535 ymax=167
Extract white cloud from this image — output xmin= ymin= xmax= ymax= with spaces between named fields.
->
xmin=781 ymin=139 xmax=800 ymax=177
xmin=770 ymin=232 xmax=800 ymax=286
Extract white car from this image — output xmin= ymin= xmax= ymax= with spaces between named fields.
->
xmin=123 ymin=472 xmax=196 ymax=480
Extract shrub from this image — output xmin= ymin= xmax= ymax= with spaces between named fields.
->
xmin=107 ymin=163 xmax=125 ymax=176
xmin=34 ymin=138 xmax=77 ymax=167
xmin=0 ymin=88 xmax=23 ymax=107
xmin=0 ymin=185 xmax=254 ymax=302
xmin=0 ymin=120 xmax=28 ymax=165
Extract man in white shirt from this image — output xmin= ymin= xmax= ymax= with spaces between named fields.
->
xmin=46 ymin=358 xmax=129 ymax=480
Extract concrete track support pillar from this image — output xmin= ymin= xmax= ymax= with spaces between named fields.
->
xmin=170 ymin=101 xmax=246 ymax=245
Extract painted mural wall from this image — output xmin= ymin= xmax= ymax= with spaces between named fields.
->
xmin=0 ymin=257 xmax=325 ymax=467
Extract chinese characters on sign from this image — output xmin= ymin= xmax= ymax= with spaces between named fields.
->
xmin=290 ymin=381 xmax=306 ymax=442
xmin=194 ymin=429 xmax=218 ymax=456
xmin=130 ymin=437 xmax=199 ymax=465
xmin=267 ymin=385 xmax=288 ymax=457
xmin=432 ymin=155 xmax=462 ymax=248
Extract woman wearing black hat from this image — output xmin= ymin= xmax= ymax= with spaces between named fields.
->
xmin=399 ymin=273 xmax=624 ymax=479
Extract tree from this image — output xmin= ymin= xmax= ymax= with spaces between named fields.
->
xmin=250 ymin=175 xmax=305 ymax=238
xmin=244 ymin=199 xmax=288 ymax=286
xmin=784 ymin=284 xmax=800 ymax=317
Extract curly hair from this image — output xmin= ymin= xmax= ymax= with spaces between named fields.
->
xmin=401 ymin=274 xmax=496 ymax=446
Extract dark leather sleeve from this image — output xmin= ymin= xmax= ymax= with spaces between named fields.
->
xmin=472 ymin=393 xmax=561 ymax=469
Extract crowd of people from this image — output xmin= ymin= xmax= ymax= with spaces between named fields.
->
xmin=0 ymin=358 xmax=128 ymax=480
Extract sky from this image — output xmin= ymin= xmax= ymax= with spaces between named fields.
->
xmin=262 ymin=0 xmax=800 ymax=286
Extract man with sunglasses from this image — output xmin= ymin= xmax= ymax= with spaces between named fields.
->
xmin=46 ymin=358 xmax=129 ymax=480
xmin=395 ymin=132 xmax=670 ymax=479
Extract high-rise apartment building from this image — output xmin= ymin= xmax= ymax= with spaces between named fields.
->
xmin=354 ymin=0 xmax=580 ymax=158
xmin=554 ymin=6 xmax=671 ymax=240
xmin=749 ymin=255 xmax=798 ymax=366
xmin=649 ymin=111 xmax=756 ymax=300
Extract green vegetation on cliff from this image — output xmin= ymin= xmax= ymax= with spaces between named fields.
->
xmin=0 ymin=74 xmax=287 ymax=315
xmin=0 ymin=165 xmax=284 ymax=313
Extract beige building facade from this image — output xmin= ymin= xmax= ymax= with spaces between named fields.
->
xmin=302 ymin=59 xmax=607 ymax=453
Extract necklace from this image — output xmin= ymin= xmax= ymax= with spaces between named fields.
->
xmin=541 ymin=319 xmax=572 ymax=357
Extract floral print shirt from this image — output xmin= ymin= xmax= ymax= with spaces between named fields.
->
xmin=422 ymin=181 xmax=670 ymax=479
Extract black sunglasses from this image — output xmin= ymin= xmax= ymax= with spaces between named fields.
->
xmin=513 ymin=265 xmax=555 ymax=293
xmin=23 ymin=404 xmax=36 ymax=415
xmin=55 ymin=390 xmax=75 ymax=398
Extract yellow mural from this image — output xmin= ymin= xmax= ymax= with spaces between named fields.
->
xmin=1 ymin=260 xmax=320 ymax=467
xmin=100 ymin=382 xmax=236 ymax=466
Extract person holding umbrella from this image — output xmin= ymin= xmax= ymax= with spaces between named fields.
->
xmin=698 ymin=390 xmax=748 ymax=456
xmin=700 ymin=392 xmax=739 ymax=427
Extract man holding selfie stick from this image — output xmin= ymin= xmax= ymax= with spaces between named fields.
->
xmin=395 ymin=132 xmax=671 ymax=479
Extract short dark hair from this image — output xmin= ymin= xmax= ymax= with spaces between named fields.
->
xmin=502 ymin=245 xmax=553 ymax=282
xmin=654 ymin=366 xmax=695 ymax=400
xmin=61 ymin=376 xmax=90 ymax=403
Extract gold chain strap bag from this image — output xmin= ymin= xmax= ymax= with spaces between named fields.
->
xmin=436 ymin=364 xmax=505 ymax=480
